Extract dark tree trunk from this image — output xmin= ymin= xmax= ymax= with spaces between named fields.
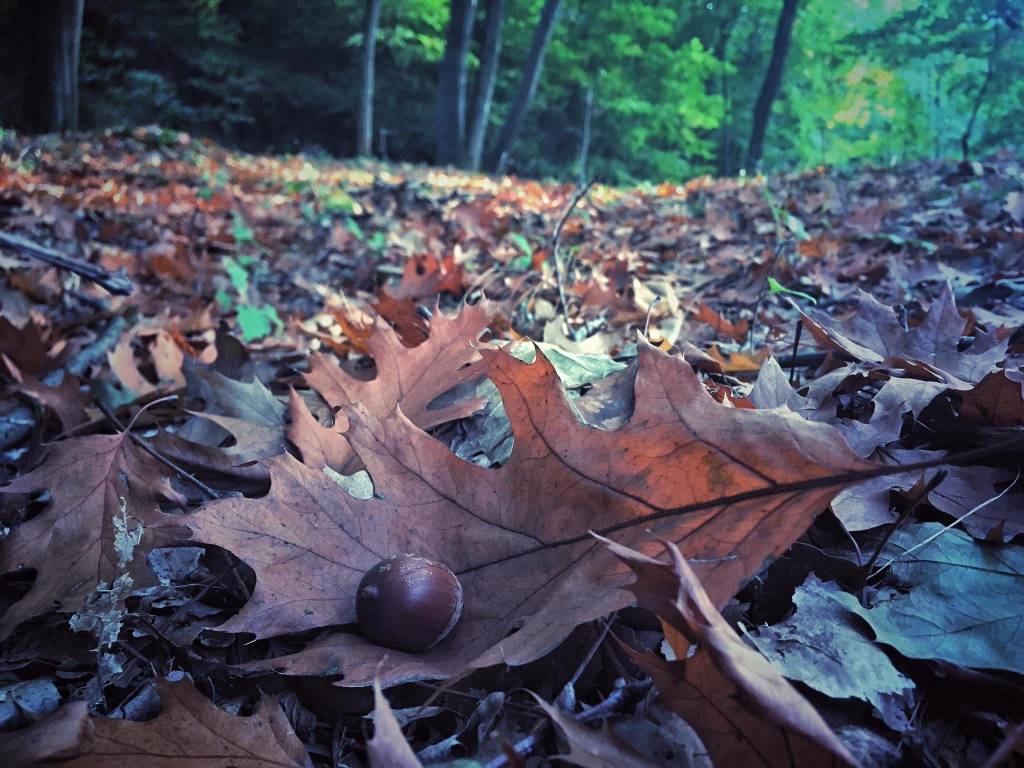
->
xmin=745 ymin=0 xmax=799 ymax=170
xmin=960 ymin=26 xmax=1003 ymax=162
xmin=576 ymin=86 xmax=593 ymax=185
xmin=466 ymin=0 xmax=505 ymax=170
xmin=491 ymin=0 xmax=564 ymax=174
xmin=23 ymin=0 xmax=84 ymax=133
xmin=436 ymin=0 xmax=478 ymax=166
xmin=357 ymin=0 xmax=382 ymax=156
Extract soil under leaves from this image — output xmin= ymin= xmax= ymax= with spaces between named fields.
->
xmin=0 ymin=127 xmax=1022 ymax=767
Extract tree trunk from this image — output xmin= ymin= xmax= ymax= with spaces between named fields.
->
xmin=436 ymin=0 xmax=478 ymax=166
xmin=960 ymin=27 xmax=1002 ymax=162
xmin=576 ymin=86 xmax=593 ymax=185
xmin=23 ymin=0 xmax=84 ymax=133
xmin=357 ymin=0 xmax=382 ymax=156
xmin=466 ymin=0 xmax=505 ymax=170
xmin=745 ymin=0 xmax=799 ymax=170
xmin=491 ymin=0 xmax=564 ymax=175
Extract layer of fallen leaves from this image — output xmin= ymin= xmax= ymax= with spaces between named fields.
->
xmin=0 ymin=127 xmax=1022 ymax=766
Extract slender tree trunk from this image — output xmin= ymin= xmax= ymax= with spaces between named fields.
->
xmin=491 ymin=0 xmax=564 ymax=175
xmin=576 ymin=86 xmax=593 ymax=185
xmin=715 ymin=13 xmax=738 ymax=176
xmin=466 ymin=0 xmax=505 ymax=170
xmin=23 ymin=0 xmax=84 ymax=133
xmin=745 ymin=0 xmax=799 ymax=170
xmin=960 ymin=27 xmax=1002 ymax=162
xmin=357 ymin=0 xmax=381 ymax=156
xmin=436 ymin=0 xmax=478 ymax=166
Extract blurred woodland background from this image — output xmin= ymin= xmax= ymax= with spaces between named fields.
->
xmin=1 ymin=0 xmax=1022 ymax=183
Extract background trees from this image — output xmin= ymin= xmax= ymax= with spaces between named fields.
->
xmin=0 ymin=0 xmax=1020 ymax=183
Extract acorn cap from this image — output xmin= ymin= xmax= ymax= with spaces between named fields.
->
xmin=356 ymin=554 xmax=464 ymax=653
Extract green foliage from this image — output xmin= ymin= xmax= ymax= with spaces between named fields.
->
xmin=2 ymin=0 xmax=1019 ymax=180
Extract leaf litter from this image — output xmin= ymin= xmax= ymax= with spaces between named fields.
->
xmin=0 ymin=128 xmax=1021 ymax=765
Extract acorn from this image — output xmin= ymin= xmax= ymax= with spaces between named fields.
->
xmin=356 ymin=554 xmax=464 ymax=653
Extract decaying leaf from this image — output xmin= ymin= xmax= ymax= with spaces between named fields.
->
xmin=532 ymin=693 xmax=663 ymax=768
xmin=749 ymin=574 xmax=915 ymax=731
xmin=305 ymin=301 xmax=493 ymax=431
xmin=0 ymin=434 xmax=183 ymax=638
xmin=841 ymin=523 xmax=1024 ymax=675
xmin=367 ymin=678 xmax=423 ymax=768
xmin=188 ymin=341 xmax=870 ymax=686
xmin=604 ymin=536 xmax=857 ymax=767
xmin=3 ymin=680 xmax=309 ymax=767
xmin=802 ymin=285 xmax=1006 ymax=389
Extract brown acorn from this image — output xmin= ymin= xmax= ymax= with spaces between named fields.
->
xmin=355 ymin=554 xmax=464 ymax=653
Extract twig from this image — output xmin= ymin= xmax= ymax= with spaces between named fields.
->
xmin=0 ymin=231 xmax=134 ymax=296
xmin=870 ymin=468 xmax=1021 ymax=580
xmin=557 ymin=618 xmax=615 ymax=709
xmin=98 ymin=398 xmax=224 ymax=501
xmin=856 ymin=471 xmax=946 ymax=593
xmin=982 ymin=719 xmax=1024 ymax=768
xmin=788 ymin=318 xmax=803 ymax=384
xmin=550 ymin=181 xmax=595 ymax=340
xmin=485 ymin=680 xmax=651 ymax=768
xmin=42 ymin=313 xmax=131 ymax=387
xmin=747 ymin=241 xmax=785 ymax=352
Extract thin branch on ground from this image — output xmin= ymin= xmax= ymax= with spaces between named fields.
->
xmin=550 ymin=180 xmax=595 ymax=340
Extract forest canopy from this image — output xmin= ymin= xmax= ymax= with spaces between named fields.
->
xmin=1 ymin=0 xmax=1021 ymax=183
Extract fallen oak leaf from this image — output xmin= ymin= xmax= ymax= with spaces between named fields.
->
xmin=305 ymin=300 xmax=493 ymax=430
xmin=181 ymin=365 xmax=287 ymax=460
xmin=189 ymin=341 xmax=874 ymax=687
xmin=802 ymin=284 xmax=1006 ymax=389
xmin=2 ymin=679 xmax=309 ymax=767
xmin=0 ymin=433 xmax=184 ymax=639
xmin=603 ymin=536 xmax=857 ymax=767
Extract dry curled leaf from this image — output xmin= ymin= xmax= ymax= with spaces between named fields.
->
xmin=604 ymin=536 xmax=857 ymax=767
xmin=367 ymin=678 xmax=423 ymax=768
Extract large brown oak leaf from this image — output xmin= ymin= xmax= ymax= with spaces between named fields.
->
xmin=187 ymin=342 xmax=871 ymax=686
xmin=0 ymin=434 xmax=183 ymax=639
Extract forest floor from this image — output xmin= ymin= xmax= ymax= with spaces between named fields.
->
xmin=0 ymin=126 xmax=1022 ymax=767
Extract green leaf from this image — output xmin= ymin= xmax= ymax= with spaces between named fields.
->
xmin=322 ymin=187 xmax=356 ymax=214
xmin=837 ymin=523 xmax=1024 ymax=675
xmin=345 ymin=217 xmax=365 ymax=241
xmin=767 ymin=276 xmax=817 ymax=305
xmin=215 ymin=287 xmax=234 ymax=311
xmin=223 ymin=256 xmax=249 ymax=295
xmin=231 ymin=214 xmax=254 ymax=244
xmin=236 ymin=304 xmax=282 ymax=342
xmin=508 ymin=232 xmax=532 ymax=256
xmin=785 ymin=213 xmax=811 ymax=241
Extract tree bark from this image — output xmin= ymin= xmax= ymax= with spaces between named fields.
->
xmin=576 ymin=86 xmax=593 ymax=185
xmin=23 ymin=0 xmax=84 ymax=133
xmin=960 ymin=26 xmax=1003 ymax=162
xmin=466 ymin=0 xmax=505 ymax=170
xmin=491 ymin=0 xmax=564 ymax=175
xmin=745 ymin=0 xmax=799 ymax=170
xmin=436 ymin=0 xmax=478 ymax=166
xmin=357 ymin=0 xmax=382 ymax=156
